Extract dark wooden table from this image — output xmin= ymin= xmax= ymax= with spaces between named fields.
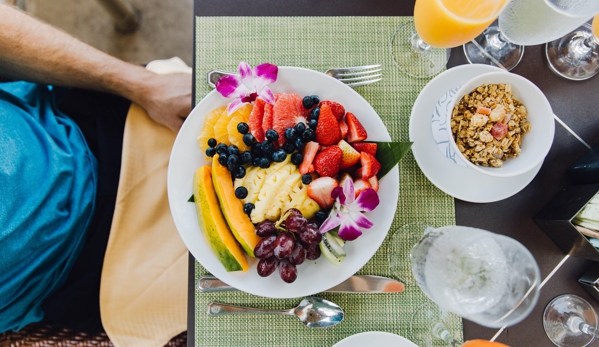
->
xmin=189 ymin=1 xmax=599 ymax=345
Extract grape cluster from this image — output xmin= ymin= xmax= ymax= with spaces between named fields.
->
xmin=253 ymin=208 xmax=322 ymax=283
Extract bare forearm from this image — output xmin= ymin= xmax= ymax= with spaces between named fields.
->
xmin=0 ymin=4 xmax=153 ymax=104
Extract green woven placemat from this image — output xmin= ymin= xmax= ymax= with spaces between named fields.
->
xmin=193 ymin=16 xmax=460 ymax=347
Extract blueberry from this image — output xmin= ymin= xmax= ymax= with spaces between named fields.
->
xmin=243 ymin=133 xmax=256 ymax=147
xmin=314 ymin=210 xmax=327 ymax=222
xmin=205 ymin=147 xmax=216 ymax=157
xmin=235 ymin=186 xmax=248 ymax=199
xmin=228 ymin=145 xmax=239 ymax=156
xmin=302 ymin=128 xmax=315 ymax=141
xmin=283 ymin=142 xmax=295 ymax=154
xmin=310 ymin=107 xmax=320 ymax=121
xmin=284 ymin=127 xmax=297 ymax=141
xmin=302 ymin=96 xmax=314 ymax=109
xmin=291 ymin=152 xmax=303 ymax=165
xmin=259 ymin=157 xmax=271 ymax=169
xmin=243 ymin=203 xmax=255 ymax=215
xmin=265 ymin=129 xmax=279 ymax=142
xmin=302 ymin=174 xmax=312 ymax=184
xmin=207 ymin=138 xmax=217 ymax=147
xmin=252 ymin=157 xmax=261 ymax=167
xmin=237 ymin=122 xmax=249 ymax=134
xmin=233 ymin=166 xmax=246 ymax=179
xmin=272 ymin=149 xmax=287 ymax=163
xmin=294 ymin=122 xmax=306 ymax=134
xmin=240 ymin=151 xmax=252 ymax=165
xmin=216 ymin=143 xmax=228 ymax=154
xmin=227 ymin=154 xmax=239 ymax=167
xmin=294 ymin=137 xmax=305 ymax=151
xmin=261 ymin=141 xmax=274 ymax=156
xmin=308 ymin=119 xmax=318 ymax=130
xmin=310 ymin=95 xmax=320 ymax=105
xmin=251 ymin=142 xmax=263 ymax=156
xmin=218 ymin=153 xmax=228 ymax=166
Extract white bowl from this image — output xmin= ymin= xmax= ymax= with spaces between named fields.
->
xmin=446 ymin=71 xmax=554 ymax=178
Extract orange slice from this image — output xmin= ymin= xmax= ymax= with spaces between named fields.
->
xmin=213 ymin=107 xmax=232 ymax=145
xmin=197 ymin=106 xmax=226 ymax=153
xmin=227 ymin=104 xmax=253 ymax=151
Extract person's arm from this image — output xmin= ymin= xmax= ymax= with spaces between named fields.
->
xmin=0 ymin=4 xmax=191 ymax=131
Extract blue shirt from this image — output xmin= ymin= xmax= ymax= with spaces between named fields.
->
xmin=0 ymin=82 xmax=97 ymax=332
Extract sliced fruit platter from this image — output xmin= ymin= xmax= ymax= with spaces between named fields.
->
xmin=168 ymin=64 xmax=403 ymax=298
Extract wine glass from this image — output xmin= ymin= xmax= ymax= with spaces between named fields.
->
xmin=462 ymin=19 xmax=524 ymax=71
xmin=543 ymin=294 xmax=599 ymax=347
xmin=545 ymin=18 xmax=599 ymax=81
xmin=391 ymin=0 xmax=509 ymax=78
xmin=388 ymin=224 xmax=541 ymax=345
xmin=464 ymin=0 xmax=599 ymax=72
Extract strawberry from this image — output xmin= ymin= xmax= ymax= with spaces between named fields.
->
xmin=314 ymin=146 xmax=342 ymax=177
xmin=299 ymin=141 xmax=319 ymax=175
xmin=339 ymin=120 xmax=348 ymax=139
xmin=345 ymin=112 xmax=368 ymax=143
xmin=319 ymin=100 xmax=345 ymax=121
xmin=337 ymin=140 xmax=360 ymax=169
xmin=315 ymin=103 xmax=342 ymax=146
xmin=351 ymin=142 xmax=377 ymax=156
xmin=368 ymin=176 xmax=379 ymax=192
xmin=248 ymin=98 xmax=266 ymax=142
xmin=360 ymin=152 xmax=381 ymax=180
xmin=353 ymin=179 xmax=372 ymax=198
xmin=307 ymin=177 xmax=339 ymax=209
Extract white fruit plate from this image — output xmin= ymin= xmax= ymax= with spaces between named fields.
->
xmin=167 ymin=66 xmax=399 ymax=298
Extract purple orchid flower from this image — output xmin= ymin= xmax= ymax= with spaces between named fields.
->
xmin=215 ymin=62 xmax=278 ymax=115
xmin=319 ymin=178 xmax=380 ymax=241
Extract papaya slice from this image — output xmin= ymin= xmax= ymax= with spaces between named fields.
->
xmin=212 ymin=155 xmax=262 ymax=257
xmin=194 ymin=165 xmax=248 ymax=272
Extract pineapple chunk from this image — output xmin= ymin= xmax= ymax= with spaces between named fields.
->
xmin=300 ymin=197 xmax=320 ymax=219
xmin=265 ymin=173 xmax=301 ymax=221
xmin=251 ymin=169 xmax=292 ymax=223
xmin=241 ymin=166 xmax=267 ymax=205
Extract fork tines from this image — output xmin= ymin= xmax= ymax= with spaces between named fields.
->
xmin=326 ymin=64 xmax=382 ymax=87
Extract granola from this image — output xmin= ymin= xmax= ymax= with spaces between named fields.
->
xmin=450 ymin=83 xmax=531 ymax=168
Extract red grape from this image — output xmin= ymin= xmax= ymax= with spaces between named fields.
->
xmin=254 ymin=235 xmax=277 ymax=259
xmin=285 ymin=208 xmax=302 ymax=216
xmin=299 ymin=224 xmax=322 ymax=245
xmin=257 ymin=256 xmax=279 ymax=277
xmin=279 ymin=259 xmax=298 ymax=283
xmin=273 ymin=232 xmax=294 ymax=259
xmin=288 ymin=242 xmax=306 ymax=265
xmin=286 ymin=214 xmax=307 ymax=233
xmin=254 ymin=220 xmax=277 ymax=237
xmin=306 ymin=243 xmax=321 ymax=260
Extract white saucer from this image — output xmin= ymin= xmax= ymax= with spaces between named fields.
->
xmin=409 ymin=64 xmax=543 ymax=203
xmin=332 ymin=332 xmax=418 ymax=347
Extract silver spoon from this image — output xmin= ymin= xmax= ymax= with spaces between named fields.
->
xmin=207 ymin=296 xmax=344 ymax=328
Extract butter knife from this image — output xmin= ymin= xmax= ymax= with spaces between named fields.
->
xmin=198 ymin=275 xmax=404 ymax=293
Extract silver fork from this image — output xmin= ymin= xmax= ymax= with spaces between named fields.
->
xmin=206 ymin=64 xmax=382 ymax=89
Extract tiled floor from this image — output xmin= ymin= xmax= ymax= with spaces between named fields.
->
xmin=6 ymin=0 xmax=194 ymax=66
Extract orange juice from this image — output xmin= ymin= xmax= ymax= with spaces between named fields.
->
xmin=592 ymin=14 xmax=599 ymax=38
xmin=414 ymin=0 xmax=508 ymax=48
xmin=461 ymin=340 xmax=511 ymax=347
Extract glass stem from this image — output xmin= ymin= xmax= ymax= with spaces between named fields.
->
xmin=432 ymin=322 xmax=463 ymax=347
xmin=411 ymin=33 xmax=431 ymax=54
xmin=568 ymin=316 xmax=599 ymax=338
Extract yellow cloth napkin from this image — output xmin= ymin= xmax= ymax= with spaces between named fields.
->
xmin=99 ymin=57 xmax=190 ymax=347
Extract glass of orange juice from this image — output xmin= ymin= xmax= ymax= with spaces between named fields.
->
xmin=392 ymin=0 xmax=509 ymax=78
xmin=545 ymin=15 xmax=599 ymax=81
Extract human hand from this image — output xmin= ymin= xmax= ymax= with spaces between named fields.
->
xmin=135 ymin=72 xmax=192 ymax=132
